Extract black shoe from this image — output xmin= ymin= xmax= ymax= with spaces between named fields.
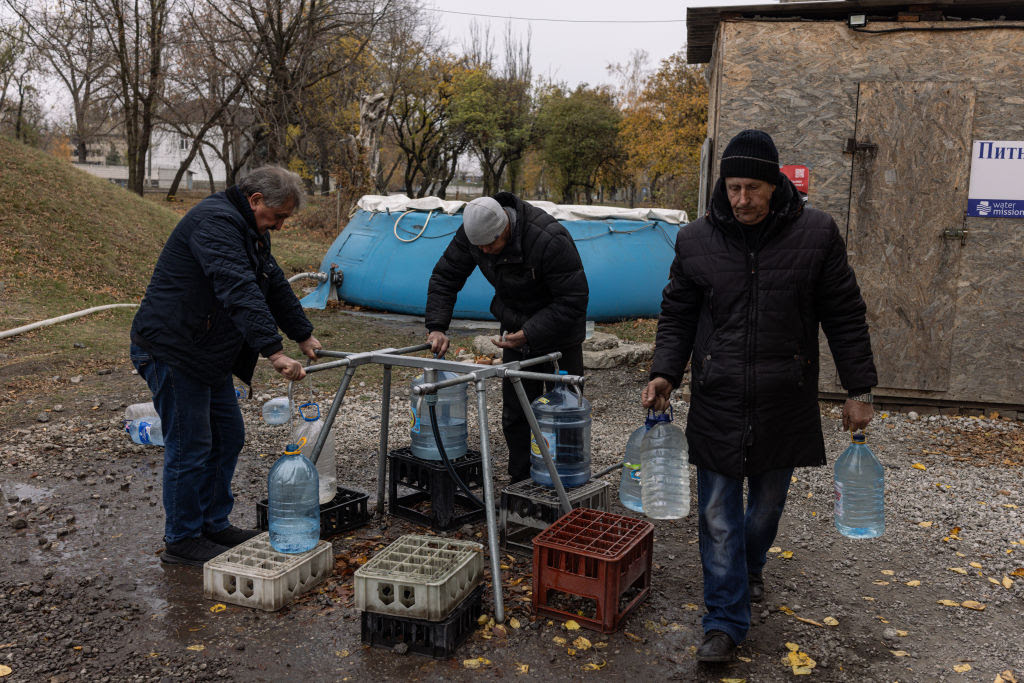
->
xmin=696 ymin=630 xmax=737 ymax=663
xmin=203 ymin=525 xmax=262 ymax=547
xmin=749 ymin=573 xmax=764 ymax=603
xmin=161 ymin=536 xmax=231 ymax=566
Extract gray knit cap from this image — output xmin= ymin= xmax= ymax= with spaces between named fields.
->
xmin=462 ymin=197 xmax=509 ymax=246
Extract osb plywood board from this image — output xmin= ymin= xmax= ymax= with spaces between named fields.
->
xmin=711 ymin=21 xmax=1024 ymax=405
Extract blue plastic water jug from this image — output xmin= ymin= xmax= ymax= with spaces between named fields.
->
xmin=126 ymin=418 xmax=164 ymax=446
xmin=410 ymin=371 xmax=468 ymax=461
xmin=619 ymin=414 xmax=658 ymax=512
xmin=529 ymin=372 xmax=591 ymax=488
xmin=267 ymin=439 xmax=320 ymax=553
xmin=262 ymin=396 xmax=291 ymax=425
xmin=833 ymin=431 xmax=885 ymax=538
xmin=639 ymin=410 xmax=689 ymax=519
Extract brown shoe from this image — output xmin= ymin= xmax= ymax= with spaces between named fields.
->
xmin=696 ymin=630 xmax=737 ymax=663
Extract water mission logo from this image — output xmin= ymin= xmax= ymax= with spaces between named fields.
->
xmin=977 ymin=200 xmax=992 ymax=216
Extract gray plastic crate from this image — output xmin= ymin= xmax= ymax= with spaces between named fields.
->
xmin=499 ymin=478 xmax=611 ymax=554
xmin=203 ymin=532 xmax=333 ymax=611
xmin=354 ymin=534 xmax=484 ymax=621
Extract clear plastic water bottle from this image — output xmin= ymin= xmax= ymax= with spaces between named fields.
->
xmin=288 ymin=403 xmax=337 ymax=505
xmin=640 ymin=411 xmax=689 ymax=519
xmin=126 ymin=418 xmax=164 ymax=446
xmin=262 ymin=396 xmax=291 ymax=425
xmin=834 ymin=431 xmax=885 ymax=538
xmin=234 ymin=383 xmax=250 ymax=400
xmin=124 ymin=402 xmax=156 ymax=420
xmin=409 ymin=371 xmax=468 ymax=461
xmin=619 ymin=416 xmax=656 ymax=512
xmin=267 ymin=440 xmax=320 ymax=553
xmin=530 ymin=372 xmax=591 ymax=488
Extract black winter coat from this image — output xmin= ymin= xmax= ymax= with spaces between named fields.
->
xmin=130 ymin=187 xmax=313 ymax=386
xmin=425 ymin=192 xmax=589 ymax=353
xmin=650 ymin=176 xmax=877 ymax=479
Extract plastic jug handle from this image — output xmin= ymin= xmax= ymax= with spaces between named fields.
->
xmin=298 ymin=401 xmax=321 ymax=421
xmin=646 ymin=405 xmax=673 ymax=425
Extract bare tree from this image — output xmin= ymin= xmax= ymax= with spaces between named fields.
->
xmin=94 ymin=0 xmax=173 ymax=195
xmin=3 ymin=0 xmax=115 ymax=162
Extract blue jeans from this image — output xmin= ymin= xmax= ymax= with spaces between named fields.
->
xmin=696 ymin=466 xmax=793 ymax=644
xmin=130 ymin=344 xmax=245 ymax=544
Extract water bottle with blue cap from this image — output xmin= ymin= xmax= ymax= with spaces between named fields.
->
xmin=267 ymin=438 xmax=320 ymax=553
xmin=834 ymin=431 xmax=885 ymax=538
xmin=529 ymin=370 xmax=592 ymax=488
xmin=639 ymin=408 xmax=689 ymax=519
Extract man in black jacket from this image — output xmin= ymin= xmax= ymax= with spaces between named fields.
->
xmin=130 ymin=166 xmax=321 ymax=566
xmin=425 ymin=193 xmax=589 ymax=481
xmin=642 ymin=130 xmax=877 ymax=662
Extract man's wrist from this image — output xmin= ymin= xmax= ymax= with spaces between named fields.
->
xmin=848 ymin=392 xmax=873 ymax=404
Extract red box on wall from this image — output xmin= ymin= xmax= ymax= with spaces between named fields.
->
xmin=782 ymin=164 xmax=810 ymax=194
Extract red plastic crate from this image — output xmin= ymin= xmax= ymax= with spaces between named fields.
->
xmin=531 ymin=507 xmax=653 ymax=633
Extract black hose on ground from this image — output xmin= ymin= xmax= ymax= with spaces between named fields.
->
xmin=428 ymin=402 xmax=485 ymax=509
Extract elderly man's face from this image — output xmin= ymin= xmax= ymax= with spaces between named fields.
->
xmin=725 ymin=178 xmax=774 ymax=225
xmin=478 ymin=225 xmax=511 ymax=255
xmin=248 ymin=192 xmax=295 ymax=234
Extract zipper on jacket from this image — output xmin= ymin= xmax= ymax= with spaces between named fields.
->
xmin=743 ymin=250 xmax=758 ymax=472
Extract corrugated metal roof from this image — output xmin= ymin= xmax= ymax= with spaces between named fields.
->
xmin=686 ymin=0 xmax=1024 ymax=63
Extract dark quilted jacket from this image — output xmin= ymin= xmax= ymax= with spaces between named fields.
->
xmin=650 ymin=175 xmax=877 ymax=479
xmin=425 ymin=192 xmax=589 ymax=353
xmin=130 ymin=186 xmax=313 ymax=386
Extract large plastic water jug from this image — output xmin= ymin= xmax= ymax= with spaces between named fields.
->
xmin=126 ymin=417 xmax=164 ymax=446
xmin=267 ymin=440 xmax=320 ymax=553
xmin=529 ymin=372 xmax=591 ymax=488
xmin=619 ymin=415 xmax=657 ymax=512
xmin=125 ymin=402 xmax=156 ymax=420
xmin=262 ymin=396 xmax=291 ymax=425
xmin=410 ymin=371 xmax=468 ymax=461
xmin=288 ymin=402 xmax=337 ymax=504
xmin=834 ymin=431 xmax=885 ymax=538
xmin=640 ymin=410 xmax=689 ymax=519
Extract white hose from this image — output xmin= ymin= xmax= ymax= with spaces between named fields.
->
xmin=393 ymin=209 xmax=434 ymax=242
xmin=288 ymin=272 xmax=328 ymax=284
xmin=0 ymin=303 xmax=139 ymax=340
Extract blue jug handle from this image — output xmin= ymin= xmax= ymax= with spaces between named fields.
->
xmin=299 ymin=401 xmax=320 ymax=421
xmin=647 ymin=405 xmax=673 ymax=426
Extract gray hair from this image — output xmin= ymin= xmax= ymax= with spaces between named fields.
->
xmin=238 ymin=166 xmax=305 ymax=210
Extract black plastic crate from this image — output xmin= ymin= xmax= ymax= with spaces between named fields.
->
xmin=257 ymin=486 xmax=369 ymax=539
xmin=388 ymin=447 xmax=485 ymax=531
xmin=361 ymin=584 xmax=483 ymax=659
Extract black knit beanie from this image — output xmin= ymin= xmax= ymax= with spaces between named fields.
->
xmin=720 ymin=129 xmax=779 ymax=184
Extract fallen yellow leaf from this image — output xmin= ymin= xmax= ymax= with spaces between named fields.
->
xmin=186 ymin=644 xmax=205 ymax=651
xmin=881 ymin=569 xmax=895 ymax=576
xmin=209 ymin=603 xmax=226 ymax=613
xmin=1003 ymin=504 xmax=1019 ymax=509
xmin=918 ymin=521 xmax=934 ymax=528
xmin=988 ymin=577 xmax=1001 ymax=586
xmin=890 ymin=650 xmax=909 ymax=657
xmin=823 ymin=616 xmax=839 ymax=626
xmin=462 ymin=657 xmax=491 ymax=669
xmin=335 ymin=650 xmax=349 ymax=658
xmin=995 ymin=670 xmax=1018 ymax=683
xmin=953 ymin=663 xmax=972 ymax=673
xmin=948 ymin=567 xmax=968 ymax=575
xmin=795 ymin=616 xmax=824 ymax=627
xmin=768 ymin=546 xmax=782 ymax=553
xmin=477 ymin=614 xmax=489 ymax=626
xmin=905 ymin=580 xmax=921 ymax=587
xmin=779 ymin=605 xmax=795 ymax=615
xmin=1002 ymin=576 xmax=1014 ymax=589
xmin=567 ymin=648 xmax=577 ymax=656
xmin=0 ymin=666 xmax=11 ymax=677
xmin=565 ymin=620 xmax=581 ymax=631
xmin=553 ymin=636 xmax=567 ymax=645
xmin=912 ymin=463 xmax=927 ymax=471
xmin=509 ymin=617 xmax=521 ymax=629
xmin=573 ymin=636 xmax=592 ymax=651
xmin=969 ymin=561 xmax=982 ymax=569
xmin=893 ymin=629 xmax=908 ymax=637
xmin=785 ymin=642 xmax=800 ymax=652
xmin=722 ymin=679 xmax=747 ymax=683
xmin=873 ymin=580 xmax=890 ymax=585
xmin=624 ymin=631 xmax=641 ymax=642
xmin=937 ymin=599 xmax=960 ymax=607
xmin=516 ymin=663 xmax=529 ymax=674
xmin=960 ymin=600 xmax=985 ymax=611
xmin=780 ymin=551 xmax=794 ymax=559
xmin=1013 ymin=568 xmax=1024 ymax=577
xmin=581 ymin=659 xmax=606 ymax=671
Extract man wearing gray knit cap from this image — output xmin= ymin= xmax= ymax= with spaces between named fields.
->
xmin=425 ymin=193 xmax=589 ymax=482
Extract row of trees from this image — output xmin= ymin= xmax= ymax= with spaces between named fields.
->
xmin=0 ymin=0 xmax=707 ymax=213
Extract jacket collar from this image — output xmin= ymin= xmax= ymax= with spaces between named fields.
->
xmin=708 ymin=173 xmax=804 ymax=250
xmin=489 ymin=192 xmax=525 ymax=265
xmin=226 ymin=185 xmax=271 ymax=250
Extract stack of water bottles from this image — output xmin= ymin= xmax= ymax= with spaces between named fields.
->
xmin=124 ymin=402 xmax=163 ymax=447
xmin=267 ymin=438 xmax=320 ymax=554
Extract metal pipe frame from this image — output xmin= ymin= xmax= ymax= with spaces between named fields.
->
xmin=296 ymin=344 xmax=584 ymax=624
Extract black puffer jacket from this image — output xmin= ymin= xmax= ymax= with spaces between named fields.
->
xmin=426 ymin=192 xmax=589 ymax=353
xmin=130 ymin=187 xmax=313 ymax=386
xmin=650 ymin=175 xmax=877 ymax=479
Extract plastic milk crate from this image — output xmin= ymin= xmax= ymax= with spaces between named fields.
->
xmin=203 ymin=532 xmax=333 ymax=611
xmin=256 ymin=486 xmax=369 ymax=538
xmin=388 ymin=447 xmax=485 ymax=530
xmin=532 ymin=508 xmax=654 ymax=633
xmin=361 ymin=584 xmax=484 ymax=659
xmin=500 ymin=478 xmax=611 ymax=555
xmin=354 ymin=534 xmax=484 ymax=621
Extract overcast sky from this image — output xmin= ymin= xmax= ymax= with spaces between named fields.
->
xmin=427 ymin=0 xmax=777 ymax=88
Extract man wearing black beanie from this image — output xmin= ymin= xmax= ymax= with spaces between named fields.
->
xmin=642 ymin=129 xmax=877 ymax=662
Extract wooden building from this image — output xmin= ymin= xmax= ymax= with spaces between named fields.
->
xmin=686 ymin=0 xmax=1024 ymax=413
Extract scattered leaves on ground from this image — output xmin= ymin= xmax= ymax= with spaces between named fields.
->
xmin=823 ymin=617 xmax=839 ymax=626
xmin=209 ymin=604 xmax=226 ymax=613
xmin=890 ymin=650 xmax=909 ymax=657
xmin=953 ymin=663 xmax=972 ymax=673
xmin=912 ymin=463 xmax=927 ymax=470
xmin=918 ymin=521 xmax=934 ymax=528
xmin=565 ymin=620 xmax=581 ymax=631
xmin=552 ymin=636 xmax=567 ymax=645
xmin=186 ymin=645 xmax=204 ymax=652
xmin=0 ymin=665 xmax=11 ymax=677
xmin=783 ymin=642 xmax=816 ymax=675
xmin=581 ymin=659 xmax=606 ymax=671
xmin=960 ymin=600 xmax=986 ymax=611
xmin=906 ymin=580 xmax=922 ymax=587
xmin=509 ymin=617 xmax=521 ymax=629
xmin=515 ymin=663 xmax=529 ymax=674
xmin=462 ymin=657 xmax=491 ymax=669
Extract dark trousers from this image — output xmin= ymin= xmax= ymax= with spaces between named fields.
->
xmin=501 ymin=343 xmax=584 ymax=481
xmin=130 ymin=344 xmax=245 ymax=544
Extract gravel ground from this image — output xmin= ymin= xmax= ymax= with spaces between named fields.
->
xmin=1 ymin=336 xmax=1022 ymax=682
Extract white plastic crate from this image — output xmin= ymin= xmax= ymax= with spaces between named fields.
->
xmin=354 ymin=534 xmax=483 ymax=621
xmin=203 ymin=532 xmax=333 ymax=611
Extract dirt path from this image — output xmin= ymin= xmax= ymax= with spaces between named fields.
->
xmin=1 ymin=318 xmax=1022 ymax=682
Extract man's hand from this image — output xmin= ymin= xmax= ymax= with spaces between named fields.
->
xmin=427 ymin=330 xmax=450 ymax=357
xmin=641 ymin=377 xmax=673 ymax=413
xmin=269 ymin=351 xmax=305 ymax=381
xmin=493 ymin=330 xmax=527 ymax=349
xmin=298 ymin=335 xmax=322 ymax=361
xmin=842 ymin=398 xmax=874 ymax=432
